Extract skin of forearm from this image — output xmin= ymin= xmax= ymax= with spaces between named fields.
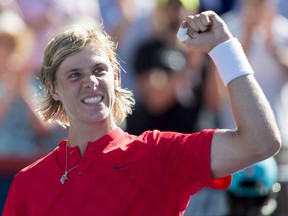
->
xmin=228 ymin=75 xmax=281 ymax=157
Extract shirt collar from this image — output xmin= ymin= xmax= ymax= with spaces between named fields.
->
xmin=58 ymin=127 xmax=125 ymax=163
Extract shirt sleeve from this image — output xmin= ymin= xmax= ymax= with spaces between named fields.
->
xmin=2 ymin=174 xmax=28 ymax=216
xmin=151 ymin=129 xmax=231 ymax=194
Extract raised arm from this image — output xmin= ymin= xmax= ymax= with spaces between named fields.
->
xmin=178 ymin=11 xmax=281 ymax=178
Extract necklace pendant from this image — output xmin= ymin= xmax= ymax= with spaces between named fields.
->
xmin=60 ymin=172 xmax=68 ymax=184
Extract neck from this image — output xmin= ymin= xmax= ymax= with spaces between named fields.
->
xmin=67 ymin=120 xmax=118 ymax=156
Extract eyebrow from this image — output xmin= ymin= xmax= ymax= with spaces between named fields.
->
xmin=91 ymin=63 xmax=104 ymax=69
xmin=65 ymin=63 xmax=105 ymax=74
xmin=65 ymin=68 xmax=81 ymax=75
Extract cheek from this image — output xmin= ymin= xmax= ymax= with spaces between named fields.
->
xmin=106 ymin=72 xmax=117 ymax=89
xmin=103 ymin=75 xmax=116 ymax=102
xmin=56 ymin=82 xmax=77 ymax=104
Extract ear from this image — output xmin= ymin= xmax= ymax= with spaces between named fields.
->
xmin=114 ymin=69 xmax=121 ymax=87
xmin=48 ymin=84 xmax=62 ymax=101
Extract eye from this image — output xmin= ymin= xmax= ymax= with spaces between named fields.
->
xmin=67 ymin=72 xmax=81 ymax=80
xmin=93 ymin=66 xmax=105 ymax=75
xmin=92 ymin=63 xmax=109 ymax=75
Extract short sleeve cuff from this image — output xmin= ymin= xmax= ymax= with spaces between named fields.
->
xmin=212 ymin=175 xmax=232 ymax=190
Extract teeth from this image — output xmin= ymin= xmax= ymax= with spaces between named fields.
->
xmin=83 ymin=96 xmax=102 ymax=104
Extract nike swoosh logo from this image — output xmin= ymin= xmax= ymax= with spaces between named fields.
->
xmin=114 ymin=161 xmax=132 ymax=170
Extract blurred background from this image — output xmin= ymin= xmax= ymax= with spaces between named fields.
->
xmin=0 ymin=0 xmax=287 ymax=215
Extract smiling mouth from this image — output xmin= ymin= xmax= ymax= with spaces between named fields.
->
xmin=82 ymin=96 xmax=103 ymax=104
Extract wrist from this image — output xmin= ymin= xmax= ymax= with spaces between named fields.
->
xmin=208 ymin=38 xmax=254 ymax=86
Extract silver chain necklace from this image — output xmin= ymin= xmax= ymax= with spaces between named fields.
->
xmin=60 ymin=143 xmax=79 ymax=184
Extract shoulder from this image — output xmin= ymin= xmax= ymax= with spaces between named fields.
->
xmin=14 ymin=147 xmax=59 ymax=183
xmin=124 ymin=129 xmax=215 ymax=147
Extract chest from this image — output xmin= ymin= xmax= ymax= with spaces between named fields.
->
xmin=27 ymin=149 xmax=179 ymax=216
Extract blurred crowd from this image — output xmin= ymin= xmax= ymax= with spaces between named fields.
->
xmin=0 ymin=0 xmax=288 ymax=215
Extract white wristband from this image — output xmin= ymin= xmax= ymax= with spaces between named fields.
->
xmin=208 ymin=38 xmax=254 ymax=86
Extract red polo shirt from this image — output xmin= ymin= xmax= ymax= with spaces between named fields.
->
xmin=3 ymin=128 xmax=231 ymax=216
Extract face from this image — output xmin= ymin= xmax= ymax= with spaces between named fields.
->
xmin=137 ymin=68 xmax=182 ymax=115
xmin=50 ymin=43 xmax=117 ymax=127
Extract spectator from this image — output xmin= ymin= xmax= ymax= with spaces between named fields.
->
xmin=0 ymin=7 xmax=66 ymax=212
xmin=226 ymin=157 xmax=279 ymax=216
xmin=15 ymin=0 xmax=101 ymax=73
xmin=219 ymin=0 xmax=288 ymax=214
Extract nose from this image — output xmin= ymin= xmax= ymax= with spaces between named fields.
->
xmin=82 ymin=75 xmax=98 ymax=90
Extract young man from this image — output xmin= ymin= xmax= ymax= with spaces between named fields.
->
xmin=3 ymin=10 xmax=281 ymax=216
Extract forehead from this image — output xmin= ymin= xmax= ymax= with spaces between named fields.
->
xmin=58 ymin=44 xmax=111 ymax=71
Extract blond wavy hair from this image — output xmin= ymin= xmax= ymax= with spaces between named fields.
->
xmin=37 ymin=26 xmax=135 ymax=128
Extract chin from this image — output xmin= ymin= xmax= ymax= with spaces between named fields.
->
xmin=85 ymin=112 xmax=112 ymax=124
